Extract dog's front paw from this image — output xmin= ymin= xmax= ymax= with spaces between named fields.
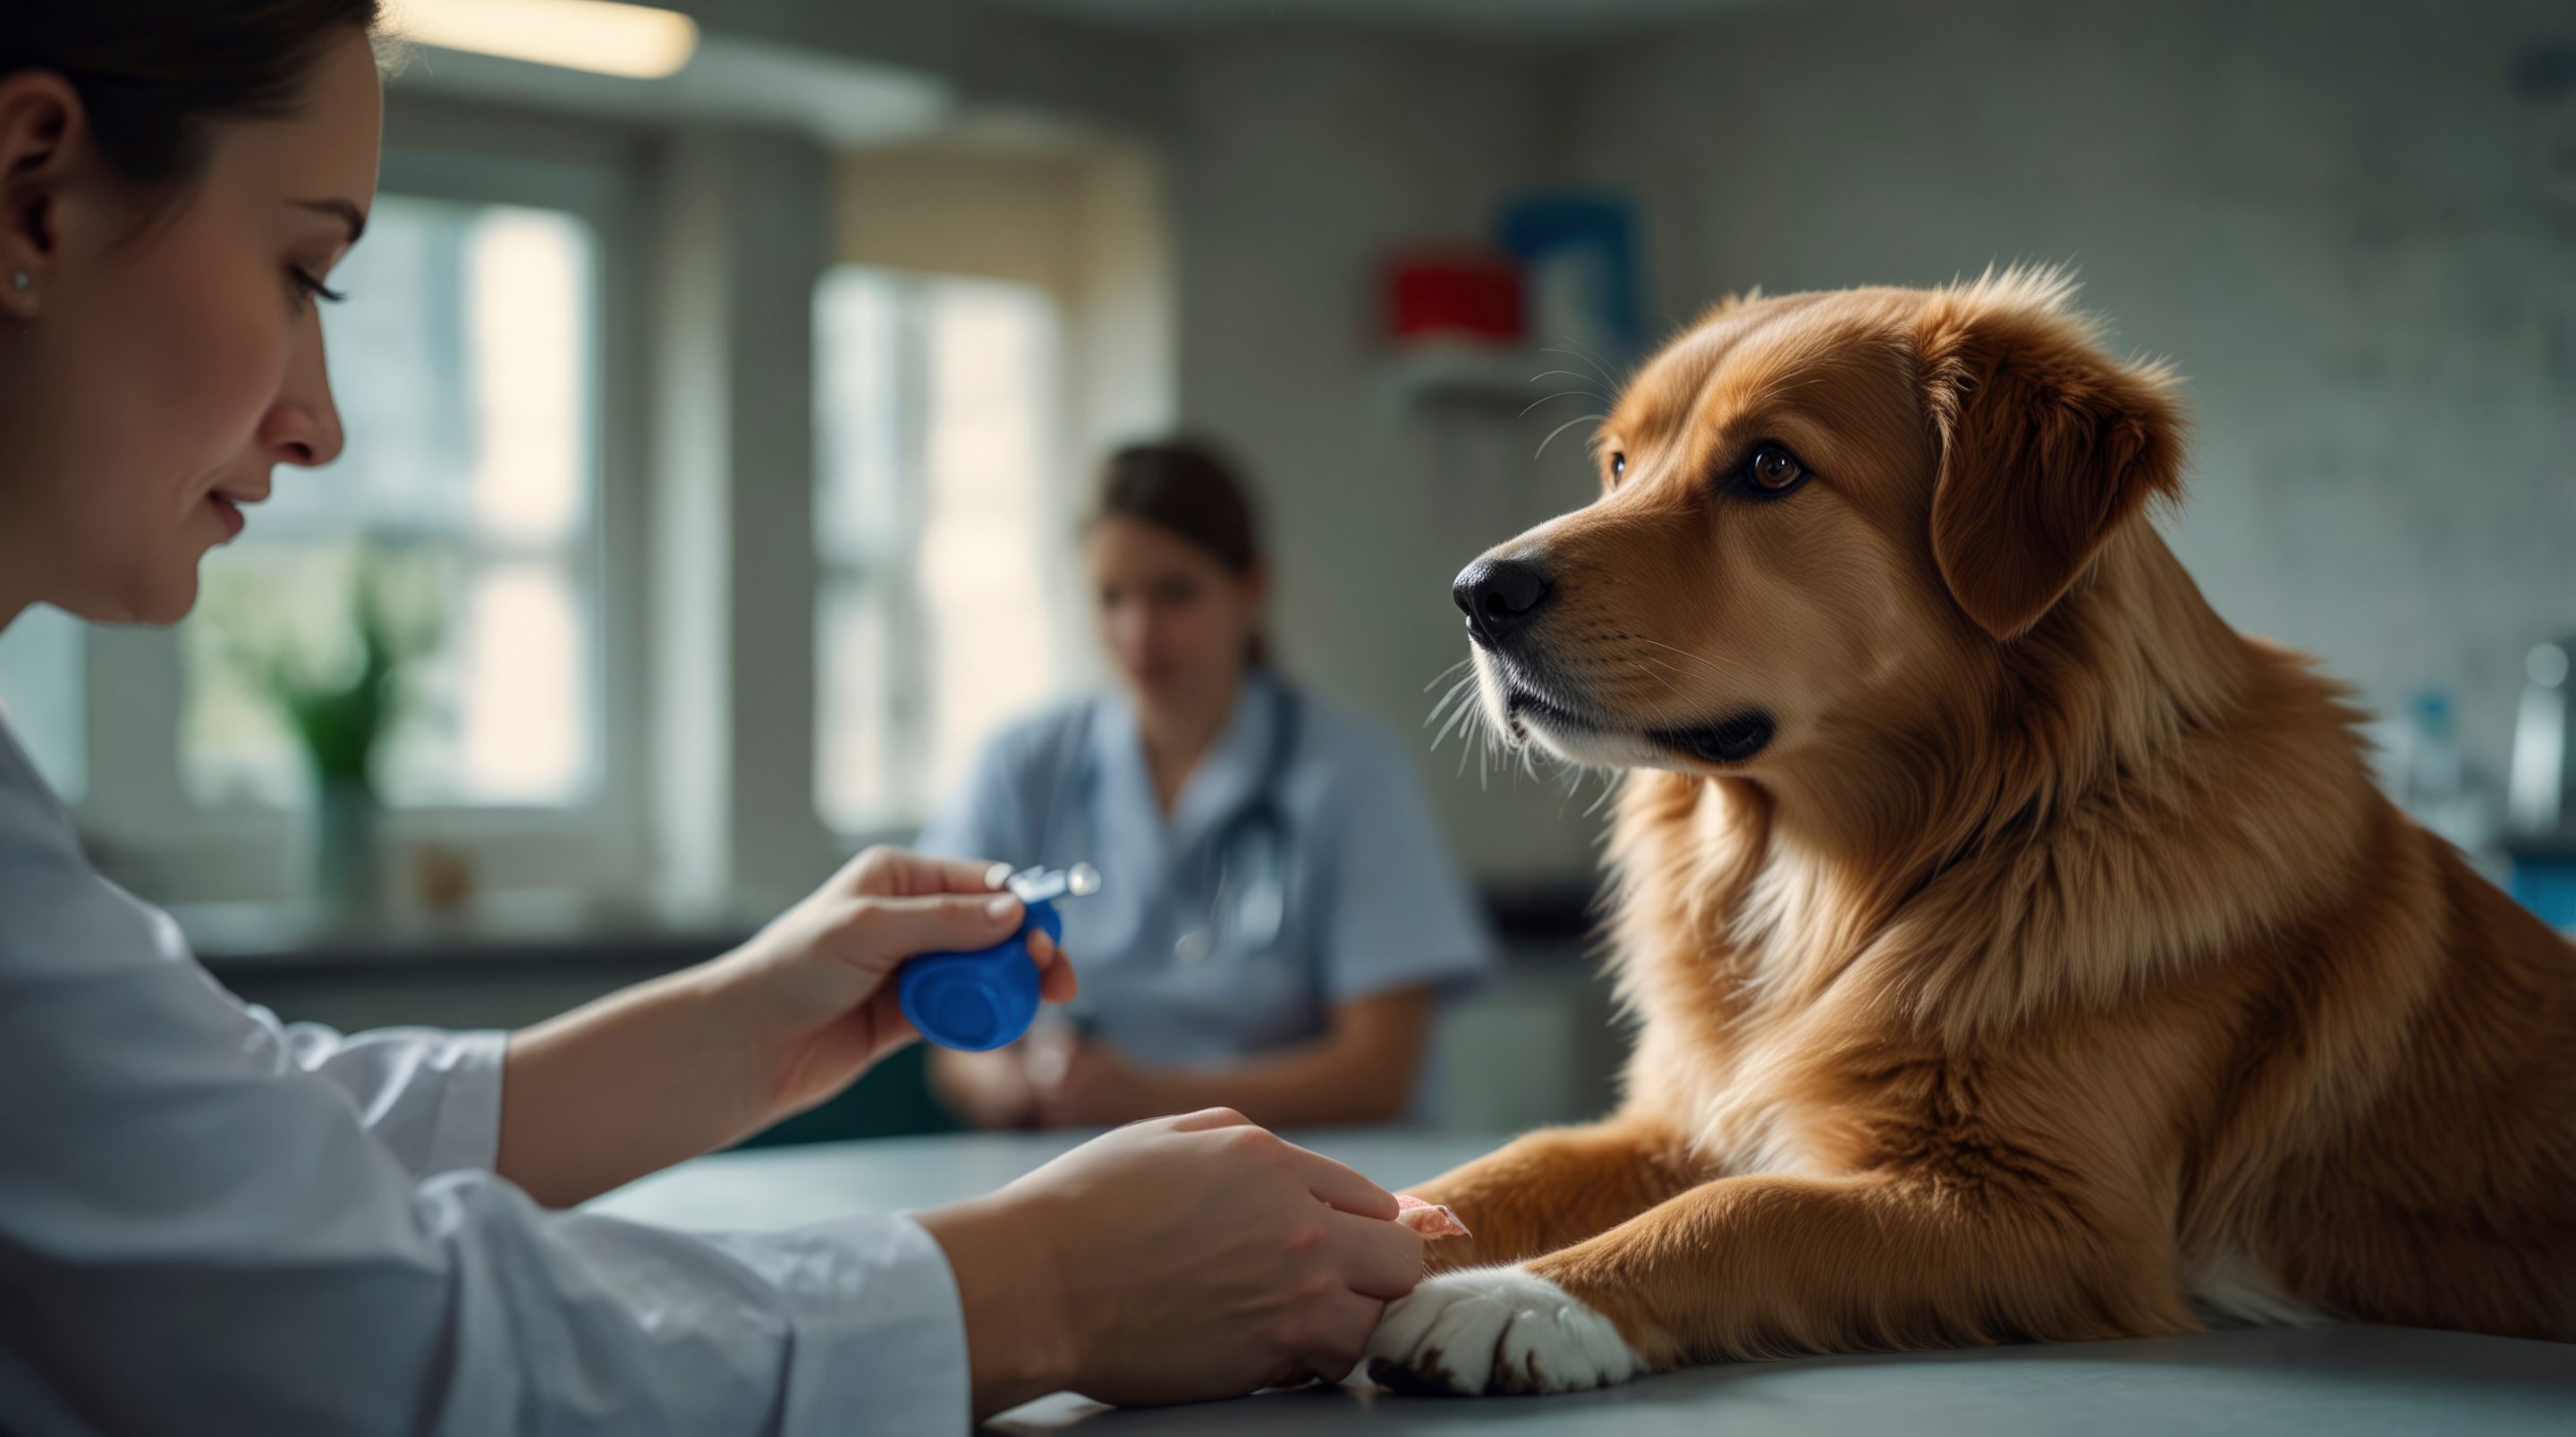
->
xmin=1364 ymin=1265 xmax=1640 ymax=1396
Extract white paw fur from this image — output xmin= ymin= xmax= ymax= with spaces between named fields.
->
xmin=1365 ymin=1266 xmax=1641 ymax=1396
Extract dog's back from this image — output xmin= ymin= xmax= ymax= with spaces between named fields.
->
xmin=2195 ymin=779 xmax=2576 ymax=1339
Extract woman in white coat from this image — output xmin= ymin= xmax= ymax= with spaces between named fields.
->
xmin=0 ymin=5 xmax=1421 ymax=1433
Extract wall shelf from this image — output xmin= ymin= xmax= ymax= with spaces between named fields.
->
xmin=1373 ymin=342 xmax=1555 ymax=417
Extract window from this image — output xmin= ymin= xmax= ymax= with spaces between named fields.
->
xmin=183 ymin=196 xmax=600 ymax=808
xmin=0 ymin=604 xmax=85 ymax=801
xmin=815 ymin=267 xmax=1064 ymax=833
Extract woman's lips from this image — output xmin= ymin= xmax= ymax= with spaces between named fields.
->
xmin=208 ymin=494 xmax=246 ymax=540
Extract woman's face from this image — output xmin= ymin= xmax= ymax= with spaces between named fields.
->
xmin=0 ymin=31 xmax=381 ymax=625
xmin=1086 ymin=515 xmax=1266 ymax=711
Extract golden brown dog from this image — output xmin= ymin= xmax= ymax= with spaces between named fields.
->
xmin=1363 ymin=270 xmax=2576 ymax=1395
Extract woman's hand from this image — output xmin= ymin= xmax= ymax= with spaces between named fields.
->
xmin=917 ymin=1108 xmax=1426 ymax=1417
xmin=498 ymin=847 xmax=1075 ymax=1208
xmin=712 ymin=847 xmax=1079 ymax=1122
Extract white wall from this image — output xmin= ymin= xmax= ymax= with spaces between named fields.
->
xmin=1140 ymin=0 xmax=2575 ymax=883
xmin=1565 ymin=0 xmax=2576 ymax=798
xmin=1164 ymin=30 xmax=1614 ymax=883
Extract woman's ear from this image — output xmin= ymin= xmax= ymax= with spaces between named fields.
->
xmin=1913 ymin=277 xmax=2185 ymax=640
xmin=0 ymin=72 xmax=81 ymax=317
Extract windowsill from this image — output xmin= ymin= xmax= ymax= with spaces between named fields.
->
xmin=174 ymin=890 xmax=758 ymax=977
xmin=170 ymin=875 xmax=1598 ymax=976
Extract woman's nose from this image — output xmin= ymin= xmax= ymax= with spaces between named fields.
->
xmin=261 ymin=326 xmax=345 ymax=469
xmin=1110 ymin=607 xmax=1152 ymax=655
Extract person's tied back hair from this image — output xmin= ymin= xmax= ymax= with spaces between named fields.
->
xmin=4 ymin=1 xmax=385 ymax=193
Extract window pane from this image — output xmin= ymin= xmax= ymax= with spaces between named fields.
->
xmin=917 ymin=279 xmax=1058 ymax=806
xmin=0 ymin=605 xmax=85 ymax=801
xmin=813 ymin=269 xmax=1063 ymax=833
xmin=183 ymin=196 xmax=598 ymax=807
xmin=815 ymin=267 xmax=905 ymax=567
xmin=817 ymin=581 xmax=899 ymax=831
xmin=454 ymin=563 xmax=589 ymax=802
xmin=468 ymin=211 xmax=590 ymax=546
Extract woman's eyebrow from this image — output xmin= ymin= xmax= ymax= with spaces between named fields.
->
xmin=292 ymin=198 xmax=368 ymax=244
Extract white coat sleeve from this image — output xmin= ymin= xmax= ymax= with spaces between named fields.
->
xmin=0 ymin=745 xmax=973 ymax=1437
xmin=250 ymin=1012 xmax=511 ymax=1179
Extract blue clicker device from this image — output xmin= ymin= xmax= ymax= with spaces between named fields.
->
xmin=899 ymin=864 xmax=1097 ymax=1052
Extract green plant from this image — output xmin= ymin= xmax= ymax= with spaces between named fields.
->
xmin=231 ymin=547 xmax=439 ymax=795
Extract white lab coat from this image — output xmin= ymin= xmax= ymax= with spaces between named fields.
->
xmin=0 ymin=719 xmax=971 ymax=1436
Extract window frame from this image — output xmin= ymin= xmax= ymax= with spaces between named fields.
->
xmin=72 ymin=114 xmax=657 ymax=908
xmin=815 ymin=264 xmax=931 ymax=835
xmin=812 ymin=264 xmax=1077 ymax=841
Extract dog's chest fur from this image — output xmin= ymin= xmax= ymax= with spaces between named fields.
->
xmin=1610 ymin=775 xmax=2079 ymax=1188
xmin=1617 ymin=850 xmax=1896 ymax=1182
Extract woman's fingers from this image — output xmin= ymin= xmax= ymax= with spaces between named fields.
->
xmin=845 ymin=846 xmax=1021 ymax=899
xmin=846 ymin=849 xmax=1078 ymax=994
xmin=1287 ymin=1285 xmax=1386 ymax=1385
xmin=846 ymin=891 xmax=1025 ymax=965
xmin=1028 ymin=929 xmax=1080 ymax=1003
xmin=1326 ymin=1209 xmax=1426 ymax=1301
xmin=1278 ymin=1139 xmax=1400 ymax=1221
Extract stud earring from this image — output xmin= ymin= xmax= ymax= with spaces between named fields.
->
xmin=9 ymin=273 xmax=27 ymax=292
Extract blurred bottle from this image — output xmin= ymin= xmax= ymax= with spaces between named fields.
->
xmin=2400 ymin=689 xmax=2465 ymax=816
xmin=2504 ymin=639 xmax=2576 ymax=933
xmin=2506 ymin=639 xmax=2572 ymax=837
xmin=2395 ymin=686 xmax=2504 ymax=875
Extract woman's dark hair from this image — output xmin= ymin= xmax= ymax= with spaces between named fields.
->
xmin=5 ymin=1 xmax=382 ymax=191
xmin=1090 ymin=439 xmax=1274 ymax=665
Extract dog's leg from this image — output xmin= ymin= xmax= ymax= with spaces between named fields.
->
xmin=1398 ymin=1114 xmax=1708 ymax=1272
xmin=1368 ymin=1173 xmax=2190 ymax=1396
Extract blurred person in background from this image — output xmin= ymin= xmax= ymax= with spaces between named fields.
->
xmin=0 ymin=6 xmax=1422 ymax=1432
xmin=923 ymin=441 xmax=1492 ymax=1130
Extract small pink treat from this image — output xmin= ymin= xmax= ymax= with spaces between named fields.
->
xmin=1394 ymin=1194 xmax=1470 ymax=1239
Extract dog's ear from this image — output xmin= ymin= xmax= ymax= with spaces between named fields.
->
xmin=1915 ymin=285 xmax=2183 ymax=640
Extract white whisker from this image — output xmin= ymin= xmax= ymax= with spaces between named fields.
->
xmin=1427 ymin=679 xmax=1472 ymax=728
xmin=1535 ymin=411 xmax=1606 ymax=460
xmin=1541 ymin=342 xmax=1618 ymax=389
xmin=1520 ymin=389 xmax=1598 ymax=418
xmin=1526 ymin=368 xmax=1606 ymax=392
xmin=1633 ymin=633 xmax=1755 ymax=680
xmin=1583 ymin=769 xmax=1626 ymax=819
xmin=1627 ymin=658 xmax=1687 ymax=705
xmin=1430 ymin=689 xmax=1479 ymax=751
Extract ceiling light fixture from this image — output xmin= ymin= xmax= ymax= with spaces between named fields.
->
xmin=398 ymin=0 xmax=700 ymax=80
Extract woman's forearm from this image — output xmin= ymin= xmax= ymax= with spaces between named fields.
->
xmin=497 ymin=965 xmax=771 ymax=1207
xmin=916 ymin=1192 xmax=1075 ymax=1420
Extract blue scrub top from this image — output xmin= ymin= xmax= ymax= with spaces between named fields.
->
xmin=917 ymin=670 xmax=1494 ymax=1068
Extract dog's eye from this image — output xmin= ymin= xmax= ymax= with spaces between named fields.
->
xmin=1744 ymin=444 xmax=1809 ymax=496
xmin=1609 ymin=452 xmax=1627 ymax=482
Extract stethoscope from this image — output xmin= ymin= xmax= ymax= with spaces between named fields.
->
xmin=1040 ymin=677 xmax=1304 ymax=971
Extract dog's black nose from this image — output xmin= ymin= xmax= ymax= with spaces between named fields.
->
xmin=1453 ymin=556 xmax=1554 ymax=649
